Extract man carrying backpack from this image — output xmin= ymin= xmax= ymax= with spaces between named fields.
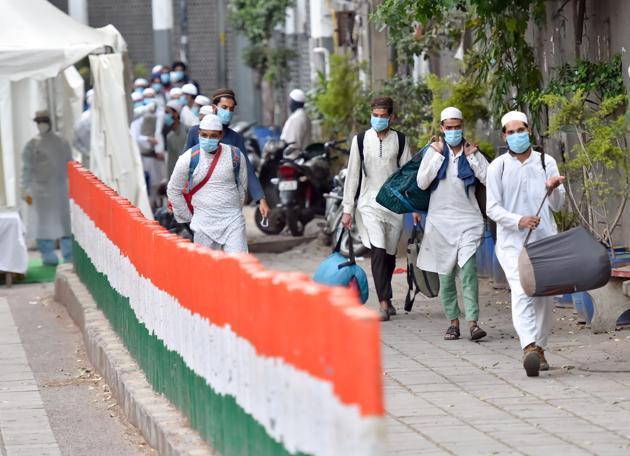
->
xmin=167 ymin=114 xmax=248 ymax=253
xmin=416 ymin=107 xmax=489 ymax=341
xmin=341 ymin=96 xmax=413 ymax=321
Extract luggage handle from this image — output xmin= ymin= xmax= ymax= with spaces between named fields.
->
xmin=334 ymin=228 xmax=356 ymax=269
xmin=523 ymin=187 xmax=553 ymax=246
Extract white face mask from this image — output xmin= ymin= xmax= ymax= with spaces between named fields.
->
xmin=36 ymin=122 xmax=50 ymax=134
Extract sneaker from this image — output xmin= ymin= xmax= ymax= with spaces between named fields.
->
xmin=523 ymin=345 xmax=541 ymax=377
xmin=536 ymin=347 xmax=549 ymax=371
xmin=379 ymin=309 xmax=390 ymax=322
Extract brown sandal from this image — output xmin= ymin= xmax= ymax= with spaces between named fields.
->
xmin=444 ymin=325 xmax=460 ymax=340
xmin=470 ymin=325 xmax=487 ymax=341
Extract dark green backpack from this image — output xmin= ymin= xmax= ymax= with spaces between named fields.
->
xmin=375 ymin=144 xmax=432 ymax=213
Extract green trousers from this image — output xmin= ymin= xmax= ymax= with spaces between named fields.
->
xmin=438 ymin=254 xmax=479 ymax=322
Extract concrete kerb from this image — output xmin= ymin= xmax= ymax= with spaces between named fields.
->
xmin=54 ymin=264 xmax=217 ymax=456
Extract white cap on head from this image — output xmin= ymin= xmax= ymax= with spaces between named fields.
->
xmin=86 ymin=89 xmax=94 ymax=105
xmin=200 ymin=105 xmax=214 ymax=116
xmin=170 ymin=87 xmax=183 ymax=97
xmin=289 ymin=89 xmax=305 ymax=103
xmin=199 ymin=114 xmax=223 ymax=131
xmin=152 ymin=65 xmax=163 ymax=73
xmin=501 ymin=110 xmax=529 ymax=127
xmin=194 ymin=95 xmax=210 ymax=106
xmin=134 ymin=78 xmax=148 ymax=87
xmin=440 ymin=107 xmax=463 ymax=122
xmin=182 ymin=83 xmax=198 ymax=96
xmin=166 ymin=100 xmax=182 ymax=112
xmin=131 ymin=92 xmax=143 ymax=102
xmin=142 ymin=87 xmax=156 ymax=97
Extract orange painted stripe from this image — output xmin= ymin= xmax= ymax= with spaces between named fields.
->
xmin=68 ymin=162 xmax=383 ymax=416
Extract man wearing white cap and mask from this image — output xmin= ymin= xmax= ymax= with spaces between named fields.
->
xmin=280 ymin=88 xmax=311 ymax=150
xmin=417 ymin=106 xmax=489 ymax=341
xmin=164 ymin=100 xmax=187 ymax=178
xmin=133 ymin=78 xmax=149 ymax=94
xmin=167 ymin=114 xmax=248 ymax=253
xmin=486 ymin=110 xmax=565 ymax=377
xmin=21 ymin=110 xmax=73 ymax=265
xmin=179 ymin=83 xmax=201 ymax=129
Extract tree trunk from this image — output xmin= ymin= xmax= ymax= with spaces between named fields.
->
xmin=261 ymin=78 xmax=275 ymax=126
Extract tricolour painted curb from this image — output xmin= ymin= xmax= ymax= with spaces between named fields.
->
xmin=66 ymin=163 xmax=384 ymax=456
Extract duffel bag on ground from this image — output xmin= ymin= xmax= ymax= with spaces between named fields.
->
xmin=313 ymin=228 xmax=369 ymax=304
xmin=405 ymin=223 xmax=440 ymax=311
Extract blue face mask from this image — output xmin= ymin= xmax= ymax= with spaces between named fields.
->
xmin=217 ymin=108 xmax=234 ymax=125
xmin=371 ymin=115 xmax=389 ymax=132
xmin=160 ymin=73 xmax=170 ymax=85
xmin=134 ymin=87 xmax=144 ymax=94
xmin=178 ymin=95 xmax=187 ymax=106
xmin=173 ymin=70 xmax=185 ymax=82
xmin=151 ymin=83 xmax=162 ymax=93
xmin=164 ymin=113 xmax=174 ymax=126
xmin=192 ymin=106 xmax=200 ymax=117
xmin=443 ymin=129 xmax=463 ymax=147
xmin=507 ymin=131 xmax=531 ymax=154
xmin=133 ymin=101 xmax=143 ymax=109
xmin=199 ymin=137 xmax=220 ymax=153
xmin=143 ymin=98 xmax=155 ymax=106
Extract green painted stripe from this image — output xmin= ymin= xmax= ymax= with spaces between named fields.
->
xmin=74 ymin=241 xmax=308 ymax=456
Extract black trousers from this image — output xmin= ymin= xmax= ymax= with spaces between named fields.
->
xmin=371 ymin=245 xmax=396 ymax=302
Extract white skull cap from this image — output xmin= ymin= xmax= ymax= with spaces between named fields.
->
xmin=440 ymin=107 xmax=463 ymax=122
xmin=131 ymin=92 xmax=143 ymax=102
xmin=166 ymin=100 xmax=182 ymax=112
xmin=501 ymin=110 xmax=528 ymax=127
xmin=152 ymin=65 xmax=163 ymax=73
xmin=194 ymin=95 xmax=211 ymax=106
xmin=169 ymin=87 xmax=183 ymax=97
xmin=200 ymin=105 xmax=214 ymax=116
xmin=199 ymin=114 xmax=223 ymax=131
xmin=134 ymin=78 xmax=148 ymax=87
xmin=142 ymin=87 xmax=155 ymax=97
xmin=182 ymin=83 xmax=198 ymax=96
xmin=289 ymin=89 xmax=305 ymax=103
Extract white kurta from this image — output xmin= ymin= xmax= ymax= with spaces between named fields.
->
xmin=486 ymin=151 xmax=565 ymax=349
xmin=342 ymin=129 xmax=411 ymax=255
xmin=21 ymin=131 xmax=72 ymax=239
xmin=167 ymin=144 xmax=248 ymax=253
xmin=131 ymin=110 xmax=165 ymax=199
xmin=416 ymin=145 xmax=488 ymax=275
xmin=280 ymin=108 xmax=311 ymax=150
xmin=180 ymin=105 xmax=199 ymax=129
xmin=72 ymin=109 xmax=91 ymax=167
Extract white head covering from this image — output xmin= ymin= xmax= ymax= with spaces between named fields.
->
xmin=152 ymin=65 xmax=163 ymax=74
xmin=440 ymin=107 xmax=463 ymax=122
xmin=200 ymin=105 xmax=214 ymax=116
xmin=199 ymin=114 xmax=223 ymax=131
xmin=169 ymin=87 xmax=183 ymax=98
xmin=166 ymin=100 xmax=182 ymax=112
xmin=86 ymin=89 xmax=94 ymax=106
xmin=289 ymin=89 xmax=305 ymax=103
xmin=134 ymin=78 xmax=148 ymax=87
xmin=131 ymin=92 xmax=143 ymax=102
xmin=142 ymin=87 xmax=156 ymax=97
xmin=182 ymin=83 xmax=198 ymax=96
xmin=501 ymin=110 xmax=529 ymax=127
xmin=194 ymin=95 xmax=210 ymax=106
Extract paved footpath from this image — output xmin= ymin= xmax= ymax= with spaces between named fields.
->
xmin=255 ymin=239 xmax=630 ymax=456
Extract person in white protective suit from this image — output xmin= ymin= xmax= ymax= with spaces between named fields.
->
xmin=280 ymin=89 xmax=311 ymax=150
xmin=416 ymin=107 xmax=489 ymax=342
xmin=21 ymin=110 xmax=73 ymax=265
xmin=167 ymin=114 xmax=248 ymax=253
xmin=486 ymin=110 xmax=566 ymax=377
xmin=72 ymin=89 xmax=93 ymax=168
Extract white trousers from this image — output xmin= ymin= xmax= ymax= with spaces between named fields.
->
xmin=193 ymin=228 xmax=248 ymax=254
xmin=496 ymin=246 xmax=553 ymax=349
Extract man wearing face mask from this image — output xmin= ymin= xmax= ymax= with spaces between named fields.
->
xmin=341 ymin=96 xmax=412 ymax=321
xmin=417 ymin=107 xmax=489 ymax=341
xmin=21 ymin=110 xmax=73 ymax=265
xmin=179 ymin=84 xmax=200 ymax=129
xmin=183 ymin=88 xmax=269 ymax=220
xmin=164 ymin=100 xmax=187 ymax=178
xmin=167 ymin=114 xmax=248 ymax=253
xmin=280 ymin=89 xmax=311 ymax=150
xmin=486 ymin=111 xmax=565 ymax=377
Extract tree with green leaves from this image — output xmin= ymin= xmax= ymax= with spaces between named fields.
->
xmin=228 ymin=0 xmax=296 ymax=125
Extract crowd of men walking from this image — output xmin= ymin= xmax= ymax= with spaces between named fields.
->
xmin=21 ymin=62 xmax=566 ymax=378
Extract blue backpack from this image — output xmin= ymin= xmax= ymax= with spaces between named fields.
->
xmin=313 ymin=229 xmax=369 ymax=304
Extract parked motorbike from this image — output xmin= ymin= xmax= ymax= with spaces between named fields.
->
xmin=321 ymin=142 xmax=368 ymax=257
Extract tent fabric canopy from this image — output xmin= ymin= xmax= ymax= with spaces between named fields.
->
xmin=0 ymin=0 xmax=126 ymax=81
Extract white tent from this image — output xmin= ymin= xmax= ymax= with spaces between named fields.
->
xmin=0 ymin=0 xmax=151 ymax=220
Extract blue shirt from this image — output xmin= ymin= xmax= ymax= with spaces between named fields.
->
xmin=184 ymin=125 xmax=265 ymax=202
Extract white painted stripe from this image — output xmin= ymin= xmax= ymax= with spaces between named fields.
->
xmin=0 ymin=298 xmax=62 ymax=456
xmin=70 ymin=201 xmax=384 ymax=456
